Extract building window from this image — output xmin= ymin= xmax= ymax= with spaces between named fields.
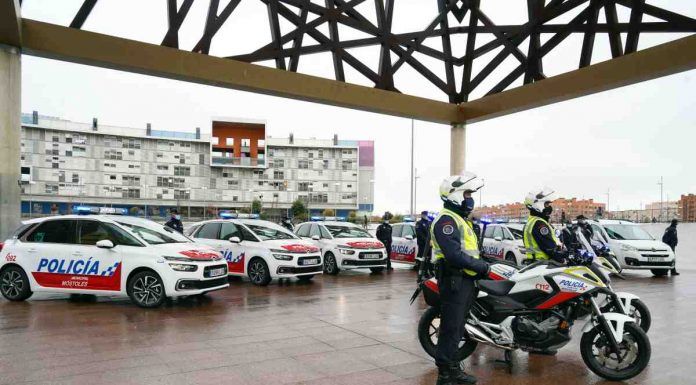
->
xmin=110 ymin=175 xmax=117 ymax=180
xmin=66 ymin=137 xmax=72 ymax=144
xmin=274 ymin=159 xmax=285 ymax=168
xmin=58 ymin=171 xmax=65 ymax=182
xmin=180 ymin=154 xmax=186 ymax=164
xmin=45 ymin=184 xmax=59 ymax=194
xmin=123 ymin=138 xmax=141 ymax=149
xmin=156 ymin=165 xmax=169 ymax=171
xmin=342 ymin=160 xmax=353 ymax=170
xmin=342 ymin=149 xmax=353 ymax=155
xmin=199 ymin=154 xmax=205 ymax=165
xmin=72 ymin=174 xmax=79 ymax=183
xmin=174 ymin=189 xmax=190 ymax=200
xmin=211 ymin=137 xmax=219 ymax=145
xmin=123 ymin=175 xmax=141 ymax=186
xmin=308 ymin=152 xmax=314 ymax=159
xmin=123 ymin=188 xmax=140 ymax=198
xmin=228 ymin=180 xmax=239 ymax=188
xmin=232 ymin=196 xmax=238 ymax=202
xmin=105 ymin=150 xmax=123 ymax=160
xmin=226 ymin=138 xmax=234 ymax=146
xmin=65 ymin=150 xmax=72 ymax=157
xmin=174 ymin=166 xmax=191 ymax=176
xmin=318 ymin=149 xmax=323 ymax=158
xmin=273 ymin=170 xmax=284 ymax=180
xmin=52 ymin=136 xmax=59 ymax=142
xmin=241 ymin=138 xmax=250 ymax=147
xmin=323 ymin=160 xmax=329 ymax=169
xmin=156 ymin=153 xmax=163 ymax=158
xmin=298 ymin=160 xmax=309 ymax=169
xmin=347 ymin=184 xmax=352 ymax=188
xmin=128 ymin=150 xmax=135 ymax=156
xmin=298 ymin=182 xmax=309 ymax=192
xmin=52 ymin=163 xmax=59 ymax=169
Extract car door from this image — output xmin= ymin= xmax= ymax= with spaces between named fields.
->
xmin=296 ymin=223 xmax=311 ymax=240
xmin=390 ymin=225 xmax=404 ymax=260
xmin=219 ymin=222 xmax=245 ymax=274
xmin=501 ymin=227 xmax=516 ymax=257
xmin=192 ymin=222 xmax=229 ymax=265
xmin=75 ymin=219 xmax=139 ymax=292
xmin=490 ymin=226 xmax=505 ymax=259
xmin=22 ymin=219 xmax=78 ymax=291
xmin=481 ymin=225 xmax=496 ymax=258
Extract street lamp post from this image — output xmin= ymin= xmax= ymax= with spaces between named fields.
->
xmin=414 ymin=170 xmax=420 ymax=215
xmin=201 ymin=186 xmax=208 ymax=220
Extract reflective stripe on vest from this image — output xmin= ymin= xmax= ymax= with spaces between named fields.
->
xmin=430 ymin=208 xmax=480 ymax=276
xmin=523 ymin=215 xmax=559 ymax=260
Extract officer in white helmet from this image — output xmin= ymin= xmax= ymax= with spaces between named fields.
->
xmin=522 ymin=188 xmax=568 ymax=264
xmin=430 ymin=172 xmax=490 ymax=385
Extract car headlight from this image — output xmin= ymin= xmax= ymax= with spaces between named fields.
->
xmin=273 ymin=254 xmax=293 ymax=261
xmin=168 ymin=263 xmax=198 ymax=272
xmin=620 ymin=244 xmax=638 ymax=252
xmin=164 ymin=255 xmax=190 ymax=262
xmin=337 ymin=246 xmax=356 ymax=255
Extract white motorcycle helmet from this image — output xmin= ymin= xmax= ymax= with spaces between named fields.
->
xmin=439 ymin=172 xmax=484 ymax=213
xmin=524 ymin=187 xmax=556 ymax=214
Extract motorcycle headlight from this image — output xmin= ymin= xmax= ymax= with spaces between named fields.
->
xmin=168 ymin=263 xmax=198 ymax=272
xmin=337 ymin=246 xmax=355 ymax=255
xmin=620 ymin=244 xmax=638 ymax=252
xmin=272 ymin=254 xmax=293 ymax=261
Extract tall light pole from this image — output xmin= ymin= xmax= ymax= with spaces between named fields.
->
xmin=410 ymin=119 xmax=415 ymax=217
xmin=414 ymin=169 xmax=420 ymax=215
xmin=658 ymin=176 xmax=664 ymax=222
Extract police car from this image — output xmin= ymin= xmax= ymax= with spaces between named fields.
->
xmin=295 ymin=217 xmax=387 ymax=275
xmin=0 ymin=207 xmax=229 ymax=308
xmin=480 ymin=222 xmax=526 ymax=265
xmin=187 ymin=214 xmax=322 ymax=286
xmin=390 ymin=220 xmax=419 ymax=266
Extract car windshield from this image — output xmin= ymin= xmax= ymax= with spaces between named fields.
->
xmin=116 ymin=221 xmax=191 ymax=245
xmin=245 ymin=224 xmax=298 ymax=241
xmin=603 ymin=224 xmax=654 ymax=241
xmin=507 ymin=227 xmax=523 ymax=240
xmin=325 ymin=225 xmax=372 ymax=238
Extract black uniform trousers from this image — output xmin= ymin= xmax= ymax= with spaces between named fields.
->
xmin=435 ymin=270 xmax=477 ymax=367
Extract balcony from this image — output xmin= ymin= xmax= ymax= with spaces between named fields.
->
xmin=211 ymin=156 xmax=266 ymax=168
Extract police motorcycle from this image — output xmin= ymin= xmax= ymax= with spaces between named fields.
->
xmin=413 ymin=249 xmax=652 ymax=381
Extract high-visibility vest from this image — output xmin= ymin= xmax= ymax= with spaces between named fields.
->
xmin=523 ymin=215 xmax=560 ymax=260
xmin=430 ymin=208 xmax=480 ymax=276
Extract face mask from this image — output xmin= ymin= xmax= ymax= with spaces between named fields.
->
xmin=175 ymin=215 xmax=181 ymax=220
xmin=463 ymin=197 xmax=475 ymax=212
xmin=542 ymin=206 xmax=553 ymax=216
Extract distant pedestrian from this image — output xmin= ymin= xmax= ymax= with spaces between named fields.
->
xmin=662 ymin=219 xmax=679 ymax=276
xmin=363 ymin=214 xmax=369 ymax=230
xmin=165 ymin=209 xmax=184 ymax=233
xmin=376 ymin=212 xmax=393 ymax=271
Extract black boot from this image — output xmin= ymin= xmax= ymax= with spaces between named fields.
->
xmin=671 ymin=269 xmax=680 ymax=276
xmin=436 ymin=364 xmax=477 ymax=385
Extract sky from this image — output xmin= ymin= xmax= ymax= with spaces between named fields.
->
xmin=18 ymin=0 xmax=696 ymax=214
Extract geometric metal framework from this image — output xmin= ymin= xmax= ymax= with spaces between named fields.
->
xmin=46 ymin=0 xmax=696 ymax=104
xmin=3 ymin=0 xmax=696 ymax=123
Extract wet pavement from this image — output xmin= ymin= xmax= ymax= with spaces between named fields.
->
xmin=0 ymin=264 xmax=693 ymax=385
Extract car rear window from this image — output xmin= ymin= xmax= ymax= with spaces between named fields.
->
xmin=26 ymin=220 xmax=77 ymax=244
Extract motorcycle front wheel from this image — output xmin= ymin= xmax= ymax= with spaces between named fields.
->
xmin=417 ymin=306 xmax=478 ymax=361
xmin=601 ymin=299 xmax=651 ymax=333
xmin=580 ymin=322 xmax=651 ymax=381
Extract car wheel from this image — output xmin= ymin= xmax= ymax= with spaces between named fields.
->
xmin=505 ymin=252 xmax=517 ymax=265
xmin=324 ymin=252 xmax=339 ymax=275
xmin=297 ymin=275 xmax=314 ymax=282
xmin=650 ymin=269 xmax=668 ymax=277
xmin=127 ymin=270 xmax=166 ymax=308
xmin=248 ymin=258 xmax=272 ymax=286
xmin=0 ymin=266 xmax=33 ymax=301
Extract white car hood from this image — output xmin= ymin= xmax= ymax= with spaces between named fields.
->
xmin=260 ymin=239 xmax=320 ymax=253
xmin=148 ymin=242 xmax=223 ymax=260
xmin=612 ymin=239 xmax=670 ymax=251
xmin=334 ymin=238 xmax=385 ymax=249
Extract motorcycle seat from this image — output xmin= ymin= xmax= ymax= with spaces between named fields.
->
xmin=478 ymin=280 xmax=515 ymax=296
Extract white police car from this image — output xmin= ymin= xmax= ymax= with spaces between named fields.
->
xmin=481 ymin=222 xmax=526 ymax=265
xmin=187 ymin=214 xmax=322 ymax=286
xmin=295 ymin=217 xmax=387 ymax=275
xmin=0 ymin=207 xmax=229 ymax=308
xmin=390 ymin=220 xmax=419 ymax=265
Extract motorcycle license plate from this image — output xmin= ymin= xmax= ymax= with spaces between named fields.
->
xmin=362 ymin=253 xmax=382 ymax=260
xmin=302 ymin=258 xmax=319 ymax=265
xmin=209 ymin=268 xmax=226 ymax=277
xmin=647 ymin=257 xmax=663 ymax=262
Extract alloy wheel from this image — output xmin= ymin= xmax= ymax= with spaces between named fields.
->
xmin=1 ymin=271 xmax=23 ymax=298
xmin=132 ymin=275 xmax=163 ymax=306
xmin=249 ymin=261 xmax=266 ymax=284
xmin=592 ymin=333 xmax=640 ymax=371
xmin=324 ymin=254 xmax=336 ymax=274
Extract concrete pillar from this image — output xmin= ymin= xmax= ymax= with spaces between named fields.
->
xmin=450 ymin=123 xmax=466 ymax=175
xmin=0 ymin=45 xmax=21 ymax=241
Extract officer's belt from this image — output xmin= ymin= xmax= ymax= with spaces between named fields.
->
xmin=436 ymin=260 xmax=467 ymax=277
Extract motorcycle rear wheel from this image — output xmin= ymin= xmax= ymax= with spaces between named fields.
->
xmin=417 ymin=306 xmax=478 ymax=361
xmin=580 ymin=322 xmax=651 ymax=381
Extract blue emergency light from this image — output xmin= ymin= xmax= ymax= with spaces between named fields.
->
xmin=219 ymin=212 xmax=238 ymax=219
xmin=73 ymin=206 xmax=127 ymax=215
xmin=310 ymin=216 xmax=325 ymax=221
xmin=403 ymin=216 xmax=415 ymax=223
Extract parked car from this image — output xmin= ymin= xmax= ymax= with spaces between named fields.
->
xmin=187 ymin=214 xmax=322 ymax=286
xmin=588 ymin=220 xmax=675 ymax=276
xmin=480 ymin=223 xmax=526 ymax=265
xmin=0 ymin=208 xmax=228 ymax=308
xmin=295 ymin=218 xmax=387 ymax=275
xmin=390 ymin=221 xmax=419 ymax=267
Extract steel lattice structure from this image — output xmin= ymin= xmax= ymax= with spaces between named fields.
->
xmin=50 ymin=0 xmax=696 ymax=104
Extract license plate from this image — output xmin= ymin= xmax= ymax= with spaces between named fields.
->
xmin=362 ymin=253 xmax=381 ymax=260
xmin=647 ymin=257 xmax=663 ymax=262
xmin=302 ymin=258 xmax=319 ymax=266
xmin=209 ymin=268 xmax=226 ymax=277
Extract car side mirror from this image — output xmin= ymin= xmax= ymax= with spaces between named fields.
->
xmin=405 ymin=235 xmax=414 ymax=241
xmin=494 ymin=236 xmax=503 ymax=242
xmin=311 ymin=235 xmax=321 ymax=241
xmin=229 ymin=236 xmax=241 ymax=243
xmin=96 ymin=239 xmax=115 ymax=249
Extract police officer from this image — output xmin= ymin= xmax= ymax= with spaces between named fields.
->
xmin=281 ymin=216 xmax=294 ymax=232
xmin=165 ymin=209 xmax=184 ymax=233
xmin=415 ymin=210 xmax=430 ymax=260
xmin=376 ymin=212 xmax=393 ymax=270
xmin=522 ymin=188 xmax=568 ymax=265
xmin=431 ymin=173 xmax=490 ymax=385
